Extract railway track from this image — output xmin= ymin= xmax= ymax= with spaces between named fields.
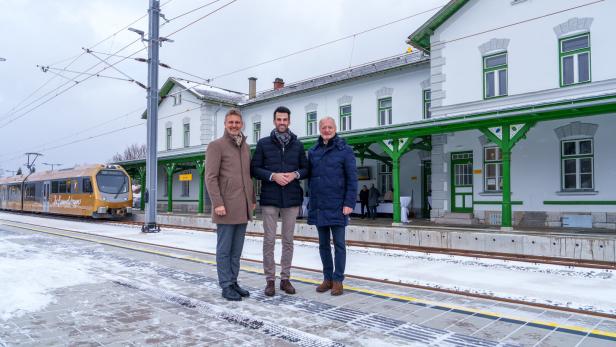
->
xmin=2 ymin=214 xmax=615 ymax=321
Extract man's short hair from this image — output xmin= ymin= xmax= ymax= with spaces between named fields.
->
xmin=318 ymin=116 xmax=336 ymax=128
xmin=225 ymin=108 xmax=242 ymax=120
xmin=273 ymin=106 xmax=291 ymax=120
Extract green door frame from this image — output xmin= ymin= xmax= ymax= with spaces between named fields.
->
xmin=450 ymin=151 xmax=474 ymax=213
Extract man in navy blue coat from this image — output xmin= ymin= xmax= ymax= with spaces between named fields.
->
xmin=251 ymin=106 xmax=308 ymax=297
xmin=307 ymin=116 xmax=357 ymax=296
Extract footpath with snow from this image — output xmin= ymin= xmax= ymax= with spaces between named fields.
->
xmin=1 ymin=212 xmax=615 ymax=316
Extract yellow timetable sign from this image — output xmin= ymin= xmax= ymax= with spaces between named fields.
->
xmin=179 ymin=174 xmax=193 ymax=181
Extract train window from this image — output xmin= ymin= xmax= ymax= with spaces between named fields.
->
xmin=96 ymin=170 xmax=129 ymax=194
xmin=66 ymin=180 xmax=73 ymax=194
xmin=73 ymin=179 xmax=79 ymax=194
xmin=25 ymin=184 xmax=36 ymax=201
xmin=52 ymin=181 xmax=59 ymax=194
xmin=58 ymin=180 xmax=67 ymax=194
xmin=83 ymin=178 xmax=93 ymax=193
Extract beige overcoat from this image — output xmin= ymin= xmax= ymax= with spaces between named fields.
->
xmin=205 ymin=131 xmax=256 ymax=224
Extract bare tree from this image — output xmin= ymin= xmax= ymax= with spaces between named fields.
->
xmin=109 ymin=143 xmax=147 ymax=163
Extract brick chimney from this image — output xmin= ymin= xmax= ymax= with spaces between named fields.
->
xmin=273 ymin=77 xmax=285 ymax=90
xmin=248 ymin=77 xmax=257 ymax=99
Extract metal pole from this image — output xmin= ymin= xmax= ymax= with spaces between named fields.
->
xmin=142 ymin=0 xmax=161 ymax=233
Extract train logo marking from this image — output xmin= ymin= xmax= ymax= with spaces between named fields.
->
xmin=52 ymin=195 xmax=82 ymax=208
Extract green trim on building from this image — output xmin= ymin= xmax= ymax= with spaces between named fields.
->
xmin=406 ymin=0 xmax=470 ymax=51
xmin=543 ymin=200 xmax=616 ymax=205
xmin=559 ymin=32 xmax=591 ymax=88
xmin=474 ymin=200 xmax=523 ymax=205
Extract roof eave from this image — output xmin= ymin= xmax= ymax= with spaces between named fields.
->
xmin=406 ymin=0 xmax=470 ymax=52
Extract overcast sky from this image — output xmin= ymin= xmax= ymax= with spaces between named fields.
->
xmin=0 ymin=0 xmax=444 ymax=175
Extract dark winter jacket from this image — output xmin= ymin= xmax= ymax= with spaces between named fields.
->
xmin=307 ymin=135 xmax=358 ymax=227
xmin=251 ymin=130 xmax=309 ymax=208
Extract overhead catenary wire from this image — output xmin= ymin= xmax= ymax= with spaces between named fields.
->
xmin=0 ymin=0 xmax=240 ymax=130
xmin=1 ymin=0 xmax=175 ymax=119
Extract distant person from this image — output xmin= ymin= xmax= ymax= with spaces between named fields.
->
xmin=205 ymin=108 xmax=256 ymax=301
xmin=368 ymin=184 xmax=380 ymax=220
xmin=307 ymin=116 xmax=357 ymax=296
xmin=359 ymin=185 xmax=369 ymax=218
xmin=251 ymin=106 xmax=308 ymax=297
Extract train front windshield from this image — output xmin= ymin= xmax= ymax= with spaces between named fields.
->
xmin=96 ymin=170 xmax=129 ymax=194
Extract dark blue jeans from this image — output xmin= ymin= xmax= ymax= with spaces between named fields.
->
xmin=216 ymin=223 xmax=247 ymax=288
xmin=317 ymin=225 xmax=346 ymax=282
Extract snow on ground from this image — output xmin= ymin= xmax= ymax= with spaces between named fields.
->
xmin=1 ymin=212 xmax=615 ymax=316
xmin=0 ymin=233 xmax=101 ymax=320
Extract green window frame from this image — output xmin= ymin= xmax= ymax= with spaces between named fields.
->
xmin=423 ymin=89 xmax=431 ymax=119
xmin=339 ymin=105 xmax=352 ymax=132
xmin=561 ymin=138 xmax=593 ymax=191
xmin=559 ymin=33 xmax=591 ymax=87
xmin=378 ymin=97 xmax=392 ymax=126
xmin=378 ymin=163 xmax=392 ymax=194
xmin=483 ymin=52 xmax=508 ymax=99
xmin=183 ymin=123 xmax=190 ymax=148
xmin=306 ymin=111 xmax=317 ymax=136
xmin=253 ymin=122 xmax=261 ymax=142
xmin=483 ymin=146 xmax=502 ymax=192
xmin=165 ymin=127 xmax=172 ymax=150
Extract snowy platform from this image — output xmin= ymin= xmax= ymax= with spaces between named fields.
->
xmin=1 ymin=213 xmax=616 ymax=346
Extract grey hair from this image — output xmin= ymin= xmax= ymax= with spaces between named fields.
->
xmin=318 ymin=116 xmax=336 ymax=129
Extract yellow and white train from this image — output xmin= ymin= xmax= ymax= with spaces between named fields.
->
xmin=0 ymin=164 xmax=133 ymax=219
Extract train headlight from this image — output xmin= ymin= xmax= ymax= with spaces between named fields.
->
xmin=97 ymin=207 xmax=107 ymax=214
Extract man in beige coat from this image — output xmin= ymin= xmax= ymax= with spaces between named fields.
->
xmin=205 ymin=108 xmax=256 ymax=301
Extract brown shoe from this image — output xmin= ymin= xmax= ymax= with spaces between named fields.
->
xmin=316 ymin=279 xmax=332 ymax=293
xmin=264 ymin=280 xmax=275 ymax=297
xmin=280 ymin=280 xmax=296 ymax=295
xmin=331 ymin=281 xmax=343 ymax=296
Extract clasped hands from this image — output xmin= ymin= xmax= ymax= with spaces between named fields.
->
xmin=271 ymin=172 xmax=297 ymax=186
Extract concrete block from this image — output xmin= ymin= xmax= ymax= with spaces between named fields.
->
xmin=523 ymin=235 xmax=551 ymax=257
xmin=579 ymin=239 xmax=595 ymax=261
xmin=564 ymin=238 xmax=584 ymax=260
xmin=592 ymin=212 xmax=607 ymax=223
xmin=408 ymin=229 xmax=421 ymax=247
xmin=605 ymin=240 xmax=616 ymax=263
xmin=484 ymin=234 xmax=524 ymax=255
xmin=393 ymin=229 xmax=411 ymax=246
xmin=589 ymin=239 xmax=609 ymax=262
xmin=549 ymin=237 xmax=565 ymax=258
xmin=375 ymin=227 xmax=394 ymax=245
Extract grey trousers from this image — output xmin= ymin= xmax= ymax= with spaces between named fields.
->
xmin=261 ymin=206 xmax=299 ymax=281
xmin=216 ymin=223 xmax=247 ymax=288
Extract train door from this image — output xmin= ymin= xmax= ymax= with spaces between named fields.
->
xmin=42 ymin=181 xmax=50 ymax=213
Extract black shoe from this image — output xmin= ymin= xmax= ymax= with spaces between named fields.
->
xmin=231 ymin=282 xmax=250 ymax=298
xmin=222 ymin=286 xmax=241 ymax=301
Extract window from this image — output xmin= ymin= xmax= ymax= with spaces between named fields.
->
xmin=24 ymin=184 xmax=36 ymax=201
xmin=253 ymin=122 xmax=261 ymax=142
xmin=51 ymin=181 xmax=59 ymax=194
xmin=484 ymin=147 xmax=503 ymax=192
xmin=378 ymin=163 xmax=392 ymax=194
xmin=560 ymin=33 xmax=590 ymax=86
xmin=339 ymin=105 xmax=352 ymax=131
xmin=306 ymin=111 xmax=317 ymax=136
xmin=561 ymin=139 xmax=593 ymax=190
xmin=378 ymin=97 xmax=392 ymax=126
xmin=83 ymin=178 xmax=93 ymax=193
xmin=166 ymin=127 xmax=172 ymax=150
xmin=183 ymin=123 xmax=190 ymax=148
xmin=173 ymin=93 xmax=182 ymax=106
xmin=181 ymin=173 xmax=190 ymax=197
xmin=483 ymin=52 xmax=508 ymax=99
xmin=423 ymin=90 xmax=431 ymax=119
xmin=58 ymin=180 xmax=67 ymax=194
